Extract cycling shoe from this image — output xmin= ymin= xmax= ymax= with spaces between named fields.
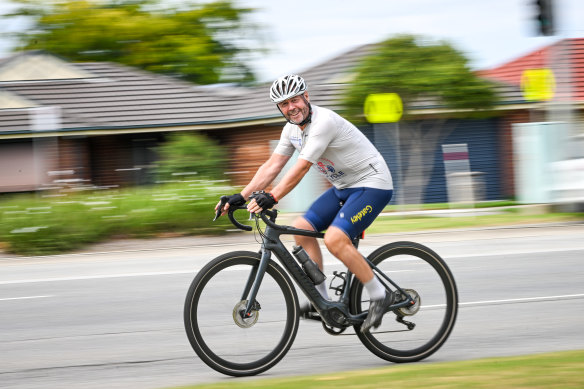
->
xmin=361 ymin=291 xmax=395 ymax=333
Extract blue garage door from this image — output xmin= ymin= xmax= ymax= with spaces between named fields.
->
xmin=362 ymin=118 xmax=503 ymax=204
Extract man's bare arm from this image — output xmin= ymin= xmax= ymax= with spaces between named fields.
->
xmin=270 ymin=158 xmax=312 ymax=201
xmin=246 ymin=157 xmax=312 ymax=214
xmin=240 ymin=153 xmax=291 ymax=199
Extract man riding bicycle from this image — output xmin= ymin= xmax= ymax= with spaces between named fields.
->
xmin=216 ymin=74 xmax=394 ymax=332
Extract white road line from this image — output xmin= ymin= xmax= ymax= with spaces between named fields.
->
xmin=460 ymin=293 xmax=584 ymax=306
xmin=0 ymin=295 xmax=52 ymax=301
xmin=422 ymin=293 xmax=584 ymax=310
xmin=445 ymin=247 xmax=584 ymax=259
xmin=0 ymin=270 xmax=198 ymax=285
xmin=0 ymin=267 xmax=416 ymax=285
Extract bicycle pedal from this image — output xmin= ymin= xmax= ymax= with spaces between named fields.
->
xmin=304 ymin=312 xmax=321 ymax=321
xmin=299 ymin=303 xmax=321 ymax=321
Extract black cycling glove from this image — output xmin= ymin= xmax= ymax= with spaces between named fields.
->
xmin=225 ymin=193 xmax=246 ymax=207
xmin=250 ymin=191 xmax=278 ymax=210
xmin=214 ymin=193 xmax=246 ymax=221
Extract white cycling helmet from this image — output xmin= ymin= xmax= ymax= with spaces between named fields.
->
xmin=269 ymin=75 xmax=307 ymax=103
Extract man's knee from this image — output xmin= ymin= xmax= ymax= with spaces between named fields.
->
xmin=293 ymin=216 xmax=314 ymax=231
xmin=324 ymin=226 xmax=350 ymax=255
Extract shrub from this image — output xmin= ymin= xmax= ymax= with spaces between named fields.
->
xmin=0 ymin=181 xmax=246 ymax=256
xmin=155 ymin=133 xmax=227 ymax=181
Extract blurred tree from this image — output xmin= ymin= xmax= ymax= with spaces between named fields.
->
xmin=3 ymin=0 xmax=266 ymax=84
xmin=343 ymin=35 xmax=499 ymax=205
xmin=155 ymin=132 xmax=227 ymax=181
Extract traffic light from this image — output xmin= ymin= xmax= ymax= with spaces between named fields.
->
xmin=534 ymin=0 xmax=555 ymax=36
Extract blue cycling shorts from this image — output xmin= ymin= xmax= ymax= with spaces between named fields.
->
xmin=303 ymin=187 xmax=393 ymax=239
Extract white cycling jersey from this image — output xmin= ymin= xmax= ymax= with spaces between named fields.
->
xmin=274 ymin=105 xmax=393 ymax=190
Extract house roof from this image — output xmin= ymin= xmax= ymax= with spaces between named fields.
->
xmin=478 ymin=38 xmax=584 ymax=101
xmin=0 ymin=51 xmax=358 ymax=138
xmin=3 ymin=38 xmax=573 ymax=139
xmin=0 ymin=52 xmax=287 ymax=137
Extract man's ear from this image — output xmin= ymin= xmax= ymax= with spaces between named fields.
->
xmin=304 ymin=91 xmax=310 ymax=101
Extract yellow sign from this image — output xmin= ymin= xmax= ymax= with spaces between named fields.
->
xmin=520 ymin=68 xmax=555 ymax=101
xmin=363 ymin=93 xmax=403 ymax=123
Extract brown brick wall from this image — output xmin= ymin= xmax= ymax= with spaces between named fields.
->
xmin=56 ymin=138 xmax=91 ymax=183
xmin=218 ymin=125 xmax=284 ymax=187
xmin=89 ymin=135 xmax=134 ymax=187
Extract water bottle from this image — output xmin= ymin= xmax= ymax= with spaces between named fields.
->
xmin=292 ymin=245 xmax=326 ymax=284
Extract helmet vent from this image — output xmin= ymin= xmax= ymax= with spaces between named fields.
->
xmin=270 ymin=75 xmax=306 ymax=103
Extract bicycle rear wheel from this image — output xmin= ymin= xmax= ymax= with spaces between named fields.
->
xmin=184 ymin=251 xmax=299 ymax=376
xmin=350 ymin=241 xmax=458 ymax=363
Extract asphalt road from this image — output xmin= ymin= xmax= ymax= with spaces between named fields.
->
xmin=1 ymin=223 xmax=583 ymax=389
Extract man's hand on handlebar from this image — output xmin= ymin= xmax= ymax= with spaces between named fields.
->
xmin=214 ymin=193 xmax=246 ymax=220
xmin=214 ymin=191 xmax=277 ymax=221
xmin=248 ymin=191 xmax=278 ymax=214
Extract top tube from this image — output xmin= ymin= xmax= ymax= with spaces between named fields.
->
xmin=260 ymin=209 xmax=325 ymax=239
xmin=227 ymin=206 xmax=324 ymax=239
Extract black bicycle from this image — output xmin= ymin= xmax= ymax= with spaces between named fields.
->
xmin=184 ymin=198 xmax=458 ymax=376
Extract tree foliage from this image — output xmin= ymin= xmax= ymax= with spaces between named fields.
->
xmin=343 ymin=35 xmax=498 ymax=122
xmin=4 ymin=0 xmax=265 ymax=84
xmin=343 ymin=35 xmax=500 ymax=205
xmin=156 ymin=132 xmax=226 ymax=181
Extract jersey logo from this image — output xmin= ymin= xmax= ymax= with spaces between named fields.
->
xmin=290 ymin=135 xmax=302 ymax=147
xmin=315 ymin=158 xmax=345 ymax=181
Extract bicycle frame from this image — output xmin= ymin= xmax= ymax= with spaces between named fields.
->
xmin=233 ymin=207 xmax=414 ymax=329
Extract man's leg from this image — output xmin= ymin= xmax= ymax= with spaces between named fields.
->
xmin=324 ymin=228 xmax=392 ymax=333
xmin=317 ymin=187 xmax=393 ymax=331
xmin=323 ymin=226 xmax=373 ymax=284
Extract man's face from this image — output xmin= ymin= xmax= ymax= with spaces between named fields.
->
xmin=277 ymin=92 xmax=310 ymax=125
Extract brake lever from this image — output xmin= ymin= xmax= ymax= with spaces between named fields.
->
xmin=213 ymin=196 xmax=228 ymax=221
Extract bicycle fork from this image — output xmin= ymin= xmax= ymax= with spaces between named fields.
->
xmin=239 ymin=243 xmax=271 ymax=319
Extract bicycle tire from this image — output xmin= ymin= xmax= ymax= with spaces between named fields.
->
xmin=184 ymin=251 xmax=299 ymax=376
xmin=350 ymin=241 xmax=458 ymax=363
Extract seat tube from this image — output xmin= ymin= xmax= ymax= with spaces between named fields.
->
xmin=244 ymin=244 xmax=271 ymax=315
xmin=339 ymin=270 xmax=354 ymax=305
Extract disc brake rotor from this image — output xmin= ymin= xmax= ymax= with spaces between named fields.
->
xmin=232 ymin=300 xmax=259 ymax=328
xmin=398 ymin=289 xmax=421 ymax=316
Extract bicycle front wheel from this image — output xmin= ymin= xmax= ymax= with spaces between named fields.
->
xmin=350 ymin=241 xmax=458 ymax=363
xmin=184 ymin=251 xmax=299 ymax=376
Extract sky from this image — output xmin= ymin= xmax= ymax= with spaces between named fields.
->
xmin=1 ymin=0 xmax=583 ymax=82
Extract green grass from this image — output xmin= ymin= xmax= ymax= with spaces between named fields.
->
xmin=1 ymin=183 xmax=582 ymax=256
xmin=0 ymin=181 xmax=248 ymax=255
xmin=367 ymin=209 xmax=584 ymax=234
xmin=277 ymin=203 xmax=582 ymax=234
xmin=167 ymin=349 xmax=584 ymax=389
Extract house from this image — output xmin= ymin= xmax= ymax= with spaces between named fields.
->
xmin=0 ymin=51 xmax=349 ymax=208
xmin=1 ymin=39 xmax=582 ymax=206
xmin=479 ymin=38 xmax=584 ymax=205
xmin=0 ymin=51 xmax=282 ymax=194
